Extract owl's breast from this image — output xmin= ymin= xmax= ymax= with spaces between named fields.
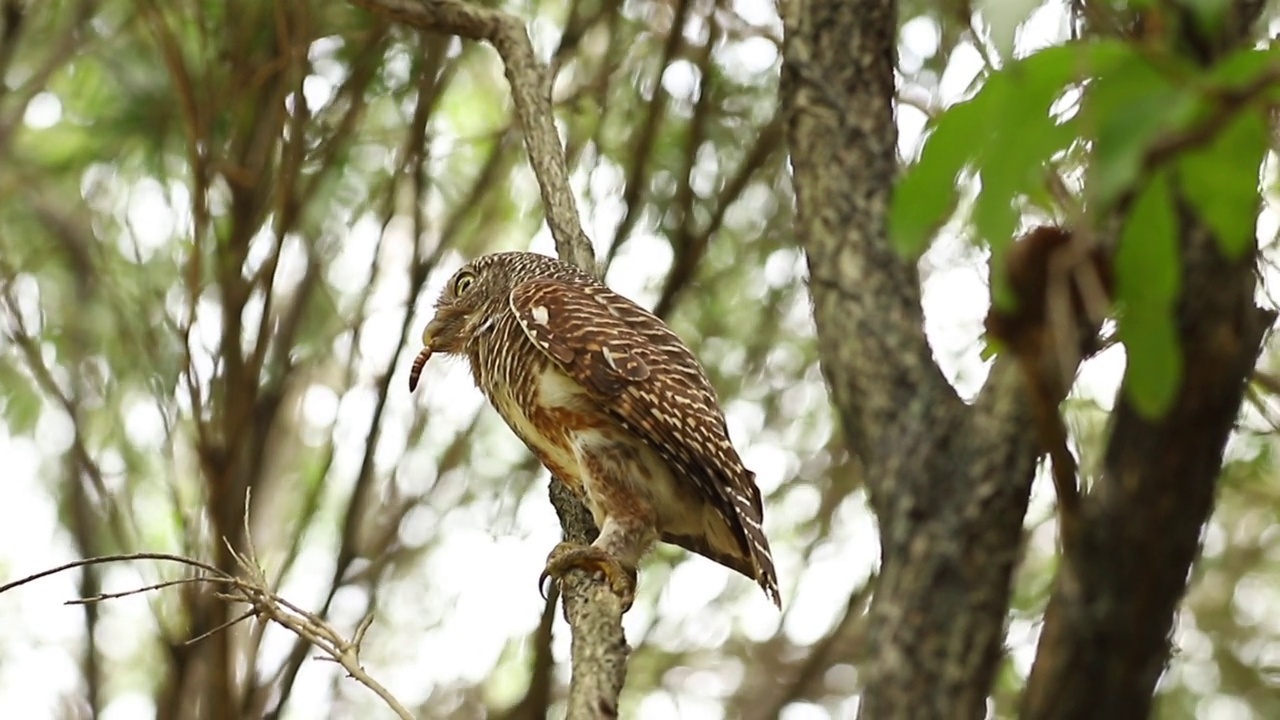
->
xmin=481 ymin=352 xmax=600 ymax=500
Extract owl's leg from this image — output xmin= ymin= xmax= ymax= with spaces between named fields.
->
xmin=594 ymin=513 xmax=658 ymax=566
xmin=541 ymin=444 xmax=657 ymax=612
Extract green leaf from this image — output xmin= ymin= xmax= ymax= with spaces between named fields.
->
xmin=1116 ymin=172 xmax=1182 ymax=418
xmin=1180 ymin=0 xmax=1232 ymax=39
xmin=892 ymin=40 xmax=1132 ymax=257
xmin=977 ymin=42 xmax=1127 ymax=302
xmin=0 ymin=362 xmax=42 ymax=434
xmin=980 ymin=336 xmax=1003 ymax=360
xmin=969 ymin=70 xmax=1020 ymax=256
xmin=891 ymin=92 xmax=992 ymax=256
xmin=19 ymin=124 xmax=100 ymax=171
xmin=1086 ymin=54 xmax=1198 ymax=208
xmin=1205 ymin=47 xmax=1280 ymax=87
xmin=972 ymin=88 xmax=1075 ymax=252
xmin=988 ymin=233 xmax=1018 ymax=311
xmin=1179 ymin=109 xmax=1267 ymax=258
xmin=1117 ymin=171 xmax=1180 ymax=304
xmin=1120 ymin=303 xmax=1183 ymax=420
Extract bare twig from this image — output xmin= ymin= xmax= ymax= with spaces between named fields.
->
xmin=0 ymin=547 xmax=415 ymax=720
xmin=66 ymin=576 xmax=225 ymax=605
xmin=0 ymin=554 xmax=223 ymax=595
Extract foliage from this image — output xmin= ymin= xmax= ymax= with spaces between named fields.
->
xmin=893 ymin=39 xmax=1275 ymax=417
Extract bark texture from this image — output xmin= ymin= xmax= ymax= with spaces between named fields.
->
xmin=782 ymin=0 xmax=1043 ymax=715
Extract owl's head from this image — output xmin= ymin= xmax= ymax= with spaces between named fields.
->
xmin=411 ymin=252 xmax=582 ymax=390
xmin=420 ymin=259 xmax=501 ymax=357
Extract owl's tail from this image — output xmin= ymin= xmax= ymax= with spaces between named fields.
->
xmin=747 ymin=529 xmax=781 ymax=609
xmin=732 ymin=471 xmax=781 ymax=609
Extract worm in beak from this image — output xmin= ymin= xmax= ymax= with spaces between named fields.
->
xmin=409 ymin=347 xmax=432 ymax=392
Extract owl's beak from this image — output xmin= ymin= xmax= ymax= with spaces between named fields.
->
xmin=421 ymin=319 xmax=440 ymax=348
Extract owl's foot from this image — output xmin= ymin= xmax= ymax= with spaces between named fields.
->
xmin=539 ymin=542 xmax=637 ymax=612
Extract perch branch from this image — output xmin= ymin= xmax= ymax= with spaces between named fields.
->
xmin=348 ymin=2 xmax=626 ymax=718
xmin=549 ymin=478 xmax=629 ymax=719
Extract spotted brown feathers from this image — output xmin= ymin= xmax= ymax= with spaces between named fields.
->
xmin=414 ymin=252 xmax=781 ymax=607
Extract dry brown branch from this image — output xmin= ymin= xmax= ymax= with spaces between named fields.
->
xmin=0 ymin=548 xmax=414 ymax=720
xmin=348 ymin=2 xmax=628 ymax=718
xmin=348 ymin=0 xmax=596 ymax=275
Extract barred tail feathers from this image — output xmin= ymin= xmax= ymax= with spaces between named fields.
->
xmin=726 ymin=472 xmax=781 ymax=609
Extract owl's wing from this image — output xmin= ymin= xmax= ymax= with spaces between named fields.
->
xmin=508 ymin=278 xmax=651 ymax=397
xmin=509 ymin=277 xmax=779 ymax=605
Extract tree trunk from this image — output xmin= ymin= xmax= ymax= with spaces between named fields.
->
xmin=781 ymin=0 xmax=1044 ymax=715
xmin=783 ymin=0 xmax=1274 ymax=717
xmin=1021 ymin=198 xmax=1272 ymax=720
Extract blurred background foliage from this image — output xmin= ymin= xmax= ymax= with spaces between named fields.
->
xmin=0 ymin=0 xmax=1277 ymax=718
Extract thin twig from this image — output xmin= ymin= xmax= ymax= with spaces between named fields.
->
xmin=0 ymin=546 xmax=415 ymax=720
xmin=0 ymin=553 xmax=225 ymax=595
xmin=184 ymin=609 xmax=261 ymax=647
xmin=66 ymin=576 xmax=229 ymax=605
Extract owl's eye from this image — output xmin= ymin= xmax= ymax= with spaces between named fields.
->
xmin=453 ymin=272 xmax=476 ymax=296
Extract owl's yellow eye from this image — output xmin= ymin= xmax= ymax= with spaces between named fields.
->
xmin=453 ymin=272 xmax=476 ymax=296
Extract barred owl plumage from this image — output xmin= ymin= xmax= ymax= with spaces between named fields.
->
xmin=412 ymin=252 xmax=780 ymax=609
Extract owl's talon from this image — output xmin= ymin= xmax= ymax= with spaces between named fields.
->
xmin=538 ymin=569 xmax=555 ymax=602
xmin=541 ymin=541 xmax=637 ymax=612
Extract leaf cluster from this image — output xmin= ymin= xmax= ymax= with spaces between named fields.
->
xmin=893 ymin=40 xmax=1277 ymax=416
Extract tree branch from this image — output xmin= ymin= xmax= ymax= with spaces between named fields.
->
xmin=347 ymin=0 xmax=596 ymax=275
xmin=348 ymin=2 xmax=624 ymax=718
xmin=1021 ymin=6 xmax=1274 ymax=716
xmin=1021 ymin=208 xmax=1274 ymax=720
xmin=1 ymin=552 xmax=414 ymax=719
xmin=550 ymin=478 xmax=628 ymax=719
xmin=3 ymin=558 xmax=412 ymax=719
